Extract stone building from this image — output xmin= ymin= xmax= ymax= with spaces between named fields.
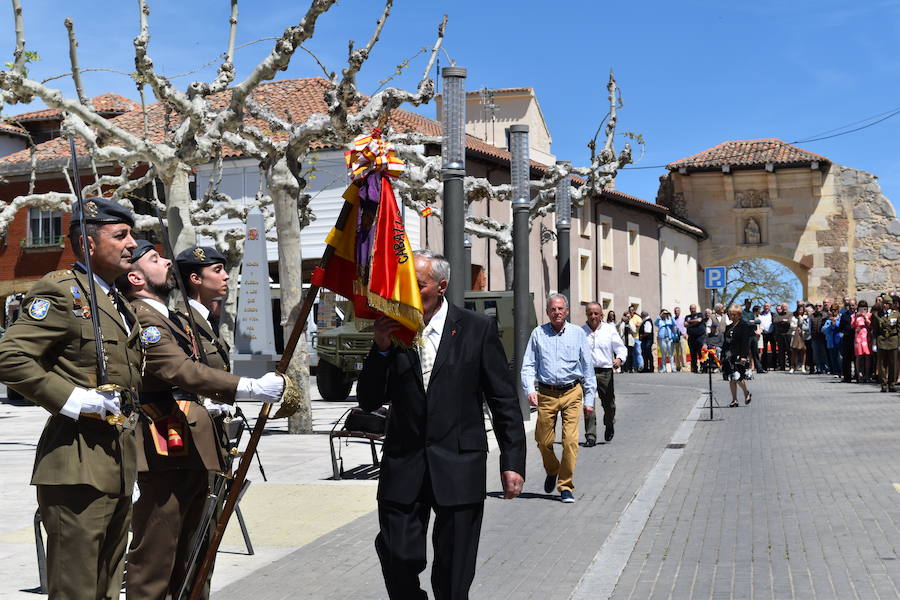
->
xmin=658 ymin=138 xmax=900 ymax=301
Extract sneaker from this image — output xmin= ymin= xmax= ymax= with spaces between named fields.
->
xmin=544 ymin=473 xmax=557 ymax=494
xmin=789 ymin=368 xmax=794 ymax=374
xmin=560 ymin=490 xmax=575 ymax=503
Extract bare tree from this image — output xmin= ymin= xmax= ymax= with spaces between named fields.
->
xmin=0 ymin=0 xmax=445 ymax=432
xmin=391 ymin=71 xmax=635 ymax=289
xmin=719 ymin=258 xmax=800 ymax=309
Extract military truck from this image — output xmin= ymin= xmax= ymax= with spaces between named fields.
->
xmin=314 ymin=290 xmax=536 ymax=401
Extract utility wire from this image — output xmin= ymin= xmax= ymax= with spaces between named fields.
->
xmin=621 ymin=104 xmax=900 ymax=171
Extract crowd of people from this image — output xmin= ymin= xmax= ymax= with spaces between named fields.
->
xmin=607 ymin=296 xmax=900 ymax=393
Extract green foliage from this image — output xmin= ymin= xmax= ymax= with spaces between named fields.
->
xmin=5 ymin=50 xmax=40 ymax=76
xmin=719 ymin=258 xmax=800 ymax=309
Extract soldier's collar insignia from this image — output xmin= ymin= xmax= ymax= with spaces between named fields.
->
xmin=193 ymin=247 xmax=206 ymax=261
xmin=140 ymin=326 xmax=162 ymax=346
xmin=28 ymin=298 xmax=50 ymax=320
xmin=84 ymin=201 xmax=98 ymax=218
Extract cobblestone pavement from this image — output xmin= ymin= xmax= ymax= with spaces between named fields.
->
xmin=4 ymin=372 xmax=900 ymax=599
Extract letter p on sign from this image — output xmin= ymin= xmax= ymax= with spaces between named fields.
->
xmin=705 ymin=266 xmax=726 ymax=290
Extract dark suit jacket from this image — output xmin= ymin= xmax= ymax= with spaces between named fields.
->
xmin=357 ymin=303 xmax=526 ymax=506
xmin=723 ymin=319 xmax=753 ymax=360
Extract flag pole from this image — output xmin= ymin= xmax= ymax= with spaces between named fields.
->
xmin=185 ymin=188 xmax=356 ymax=600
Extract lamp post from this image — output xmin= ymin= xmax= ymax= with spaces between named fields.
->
xmin=441 ymin=66 xmax=467 ymax=307
xmin=555 ymin=160 xmax=572 ymax=304
xmin=510 ymin=124 xmax=530 ymax=419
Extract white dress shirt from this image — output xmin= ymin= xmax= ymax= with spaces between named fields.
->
xmin=138 ymin=297 xmax=170 ymax=318
xmin=420 ymin=299 xmax=449 ymax=387
xmin=582 ymin=322 xmax=628 ymax=368
xmin=188 ymin=298 xmax=211 ymax=323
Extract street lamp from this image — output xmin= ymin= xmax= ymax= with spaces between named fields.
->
xmin=510 ymin=124 xmax=530 ymax=419
xmin=441 ymin=66 xmax=466 ymax=307
xmin=555 ymin=161 xmax=572 ymax=303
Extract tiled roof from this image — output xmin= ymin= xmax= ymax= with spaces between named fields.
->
xmin=0 ymin=120 xmax=28 ymax=138
xmin=464 ymin=87 xmax=532 ymax=95
xmin=0 ymin=77 xmax=557 ymax=175
xmin=8 ymin=93 xmax=141 ymax=122
xmin=600 ymin=188 xmax=667 ymax=214
xmin=667 ymin=138 xmax=829 ymax=171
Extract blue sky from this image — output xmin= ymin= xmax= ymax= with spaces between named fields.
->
xmin=2 ymin=1 xmax=899 ymax=213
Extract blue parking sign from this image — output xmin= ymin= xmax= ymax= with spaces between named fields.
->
xmin=705 ymin=266 xmax=726 ymax=290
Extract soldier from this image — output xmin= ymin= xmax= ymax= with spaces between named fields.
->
xmin=0 ymin=197 xmax=143 ymax=600
xmin=120 ymin=241 xmax=286 ymax=600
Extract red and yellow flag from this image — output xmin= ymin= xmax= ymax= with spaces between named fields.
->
xmin=312 ymin=129 xmax=423 ymax=345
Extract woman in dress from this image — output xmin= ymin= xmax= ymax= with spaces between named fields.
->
xmin=722 ymin=304 xmax=754 ymax=407
xmin=852 ymin=300 xmax=873 ymax=382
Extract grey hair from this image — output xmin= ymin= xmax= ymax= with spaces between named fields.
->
xmin=413 ymin=249 xmax=450 ymax=284
xmin=546 ymin=293 xmax=568 ymax=309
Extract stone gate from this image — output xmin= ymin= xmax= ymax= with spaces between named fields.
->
xmin=657 ymin=138 xmax=900 ymax=301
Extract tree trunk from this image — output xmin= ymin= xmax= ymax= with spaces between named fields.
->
xmin=268 ymin=158 xmax=312 ymax=434
xmin=162 ymin=165 xmax=197 ymax=254
xmin=502 ymin=253 xmax=513 ymax=290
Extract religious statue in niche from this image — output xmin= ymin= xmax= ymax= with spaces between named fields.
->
xmin=735 ymin=189 xmax=769 ymax=208
xmin=744 ymin=217 xmax=762 ymax=245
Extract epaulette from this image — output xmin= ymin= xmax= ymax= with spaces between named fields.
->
xmin=46 ymin=269 xmax=73 ymax=281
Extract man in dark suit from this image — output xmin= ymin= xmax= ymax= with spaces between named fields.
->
xmin=357 ymin=249 xmax=526 ymax=600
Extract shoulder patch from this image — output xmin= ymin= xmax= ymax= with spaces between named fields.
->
xmin=140 ymin=326 xmax=162 ymax=346
xmin=28 ymin=298 xmax=51 ymax=320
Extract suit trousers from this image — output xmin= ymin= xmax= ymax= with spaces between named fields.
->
xmin=37 ymin=484 xmax=131 ymax=600
xmin=126 ymin=469 xmax=211 ymax=600
xmin=535 ymin=385 xmax=583 ymax=491
xmin=688 ymin=335 xmax=703 ymax=372
xmin=584 ymin=369 xmax=615 ymax=442
xmin=375 ymin=473 xmax=484 ymax=600
xmin=673 ymin=337 xmax=686 ymax=370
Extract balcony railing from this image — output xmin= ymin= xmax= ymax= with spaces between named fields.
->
xmin=21 ymin=235 xmax=65 ymax=250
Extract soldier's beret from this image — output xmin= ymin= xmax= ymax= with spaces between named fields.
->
xmin=175 ymin=245 xmax=226 ymax=267
xmin=69 ymin=197 xmax=135 ymax=231
xmin=130 ymin=240 xmax=157 ymax=263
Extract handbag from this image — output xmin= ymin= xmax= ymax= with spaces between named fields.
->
xmin=344 ymin=406 xmax=389 ymax=435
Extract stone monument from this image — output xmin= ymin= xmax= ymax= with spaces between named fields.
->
xmin=233 ymin=209 xmax=277 ymax=376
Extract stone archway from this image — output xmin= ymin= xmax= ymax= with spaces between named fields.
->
xmin=715 ymin=253 xmax=808 ymax=301
xmin=658 ymin=139 xmax=900 ymax=302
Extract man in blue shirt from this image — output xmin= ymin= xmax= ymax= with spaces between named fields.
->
xmin=521 ymin=294 xmax=596 ymax=503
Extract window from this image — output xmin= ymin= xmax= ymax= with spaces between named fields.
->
xmin=627 ymin=222 xmax=640 ymax=274
xmin=27 ymin=208 xmax=62 ymax=247
xmin=629 ymin=296 xmax=642 ymax=314
xmin=578 ymin=249 xmax=592 ymax=304
xmin=600 ymin=292 xmax=614 ymax=312
xmin=579 ymin=201 xmax=592 ymax=238
xmin=598 ymin=215 xmax=613 ymax=269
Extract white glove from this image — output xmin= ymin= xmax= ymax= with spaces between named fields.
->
xmin=60 ymin=387 xmax=121 ymax=420
xmin=203 ymin=398 xmax=235 ymax=418
xmin=236 ymin=372 xmax=284 ymax=403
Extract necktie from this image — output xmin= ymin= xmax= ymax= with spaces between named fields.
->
xmin=107 ymin=289 xmax=132 ymax=331
xmin=419 ymin=324 xmax=437 ymax=389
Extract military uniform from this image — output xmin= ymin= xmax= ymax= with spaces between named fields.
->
xmin=125 ymin=298 xmax=240 ymax=600
xmin=874 ymin=308 xmax=900 ymax=391
xmin=0 ymin=266 xmax=144 ymax=600
xmin=126 ymin=243 xmax=242 ymax=600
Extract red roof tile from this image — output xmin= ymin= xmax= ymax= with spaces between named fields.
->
xmin=0 ymin=77 xmax=558 ymax=175
xmin=667 ymin=138 xmax=829 ymax=171
xmin=0 ymin=120 xmax=28 ymax=138
xmin=600 ymin=188 xmax=666 ymax=214
xmin=8 ymin=93 xmax=141 ymax=122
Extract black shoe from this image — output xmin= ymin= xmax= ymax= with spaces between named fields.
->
xmin=882 ymin=386 xmax=888 ymax=393
xmin=758 ymin=369 xmax=767 ymax=374
xmin=891 ymin=386 xmax=897 ymax=393
xmin=544 ymin=473 xmax=557 ymax=494
xmin=604 ymin=425 xmax=614 ymax=442
xmin=744 ymin=393 xmax=752 ymax=405
xmin=584 ymin=437 xmax=596 ymax=448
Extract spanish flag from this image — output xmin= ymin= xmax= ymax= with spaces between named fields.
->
xmin=363 ymin=174 xmax=423 ymax=341
xmin=312 ymin=130 xmax=423 ymax=345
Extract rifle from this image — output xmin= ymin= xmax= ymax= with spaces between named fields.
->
xmin=185 ymin=187 xmax=357 ymax=600
xmin=68 ymin=138 xmax=137 ymax=429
